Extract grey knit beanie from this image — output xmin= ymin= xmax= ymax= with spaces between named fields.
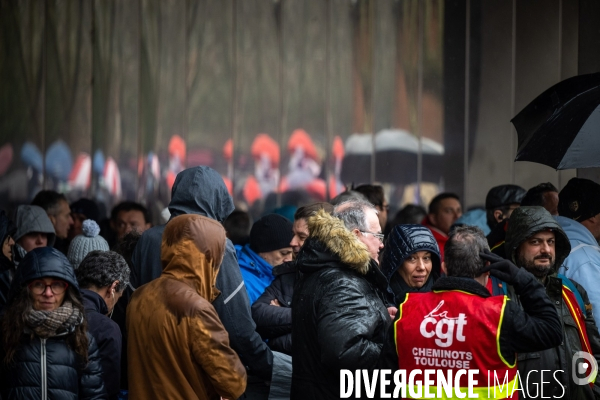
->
xmin=68 ymin=219 xmax=109 ymax=268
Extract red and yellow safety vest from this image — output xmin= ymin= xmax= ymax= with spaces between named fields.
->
xmin=395 ymin=290 xmax=518 ymax=399
xmin=562 ymin=283 xmax=595 ymax=388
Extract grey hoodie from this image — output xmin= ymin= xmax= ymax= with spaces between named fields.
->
xmin=504 ymin=206 xmax=570 ymax=274
xmin=14 ymin=205 xmax=56 ymax=248
xmin=130 ymin=166 xmax=274 ymax=381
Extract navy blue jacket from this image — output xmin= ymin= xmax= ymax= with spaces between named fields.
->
xmin=82 ymin=289 xmax=122 ymax=400
xmin=0 ymin=210 xmax=15 ymax=309
xmin=380 ymin=224 xmax=442 ymax=305
xmin=252 ymin=261 xmax=296 ymax=355
xmin=0 ymin=247 xmax=106 ymax=399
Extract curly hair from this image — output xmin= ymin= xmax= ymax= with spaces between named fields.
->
xmin=2 ymin=285 xmax=89 ymax=365
xmin=76 ymin=250 xmax=130 ymax=292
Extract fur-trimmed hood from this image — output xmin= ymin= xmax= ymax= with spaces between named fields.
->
xmin=297 ymin=209 xmax=371 ymax=275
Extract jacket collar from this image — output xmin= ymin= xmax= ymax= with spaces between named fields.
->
xmin=237 ymin=244 xmax=275 ymax=278
xmin=81 ymin=289 xmax=109 ymax=315
xmin=432 ymin=276 xmax=491 ymax=298
xmin=273 ymin=260 xmax=297 ymax=276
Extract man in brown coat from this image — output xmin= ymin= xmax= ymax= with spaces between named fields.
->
xmin=127 ymin=214 xmax=247 ymax=399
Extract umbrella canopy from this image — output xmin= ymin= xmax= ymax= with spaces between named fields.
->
xmin=512 ymin=73 xmax=600 ymax=169
xmin=102 ymin=157 xmax=122 ymax=198
xmin=45 ymin=140 xmax=73 ymax=181
xmin=168 ymin=135 xmax=186 ymax=160
xmin=341 ymin=130 xmax=444 ymax=184
xmin=92 ymin=150 xmax=105 ymax=175
xmin=251 ymin=133 xmax=280 ymax=166
xmin=288 ymin=129 xmax=319 ymax=160
xmin=0 ymin=144 xmax=13 ymax=176
xmin=68 ymin=152 xmax=91 ymax=190
xmin=21 ymin=142 xmax=43 ymax=172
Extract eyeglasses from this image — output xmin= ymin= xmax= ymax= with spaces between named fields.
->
xmin=28 ymin=280 xmax=69 ymax=295
xmin=361 ymin=231 xmax=385 ymax=243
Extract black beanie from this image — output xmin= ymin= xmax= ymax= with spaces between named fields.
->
xmin=558 ymin=178 xmax=600 ymax=222
xmin=249 ymin=214 xmax=294 ymax=253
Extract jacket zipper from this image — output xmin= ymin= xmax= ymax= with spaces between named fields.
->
xmin=40 ymin=338 xmax=47 ymax=400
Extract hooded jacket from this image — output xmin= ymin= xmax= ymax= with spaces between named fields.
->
xmin=129 ymin=166 xmax=273 ymax=381
xmin=236 ymin=243 xmax=276 ymax=305
xmin=504 ymin=206 xmax=600 ymax=399
xmin=12 ymin=205 xmax=56 ymax=265
xmin=0 ymin=211 xmax=16 ymax=308
xmin=127 ymin=214 xmax=247 ymax=400
xmin=13 ymin=205 xmax=56 ymax=246
xmin=556 ymin=216 xmax=600 ymax=336
xmin=291 ymin=210 xmax=391 ymax=399
xmin=0 ymin=247 xmax=106 ymax=400
xmin=380 ymin=224 xmax=441 ymax=306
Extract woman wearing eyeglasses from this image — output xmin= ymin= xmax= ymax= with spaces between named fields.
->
xmin=0 ymin=247 xmax=106 ymax=400
xmin=380 ymin=224 xmax=442 ymax=306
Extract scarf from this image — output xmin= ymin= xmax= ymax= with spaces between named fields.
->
xmin=24 ymin=300 xmax=83 ymax=338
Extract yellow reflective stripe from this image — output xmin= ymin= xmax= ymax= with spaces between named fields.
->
xmin=432 ymin=289 xmax=477 ymax=296
xmin=496 ymin=296 xmax=515 ymax=368
xmin=562 ymin=289 xmax=591 ymax=354
xmin=490 ymin=240 xmax=505 ymax=252
xmin=394 ymin=293 xmax=410 ymax=351
xmin=562 ymin=288 xmax=597 ymax=384
xmin=405 ymin=374 xmax=518 ymax=399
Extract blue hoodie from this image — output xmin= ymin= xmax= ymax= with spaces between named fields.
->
xmin=555 ymin=215 xmax=600 ymax=334
xmin=235 ymin=244 xmax=275 ymax=304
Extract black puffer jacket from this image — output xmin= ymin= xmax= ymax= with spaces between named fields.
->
xmin=505 ymin=206 xmax=600 ymax=399
xmin=0 ymin=210 xmax=15 ymax=309
xmin=252 ymin=261 xmax=296 ymax=355
xmin=0 ymin=247 xmax=106 ymax=400
xmin=291 ymin=210 xmax=391 ymax=400
xmin=380 ymin=224 xmax=441 ymax=306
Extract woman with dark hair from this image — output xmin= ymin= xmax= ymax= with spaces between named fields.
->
xmin=380 ymin=224 xmax=442 ymax=305
xmin=0 ymin=247 xmax=106 ymax=400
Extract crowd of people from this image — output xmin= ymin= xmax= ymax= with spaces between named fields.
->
xmin=1 ymin=165 xmax=600 ymax=399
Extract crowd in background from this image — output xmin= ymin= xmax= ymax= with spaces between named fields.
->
xmin=1 ymin=165 xmax=600 ymax=399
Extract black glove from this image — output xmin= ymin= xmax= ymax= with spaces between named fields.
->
xmin=479 ymin=250 xmax=521 ymax=285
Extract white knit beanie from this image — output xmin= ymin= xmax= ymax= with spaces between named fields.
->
xmin=67 ymin=220 xmax=109 ymax=268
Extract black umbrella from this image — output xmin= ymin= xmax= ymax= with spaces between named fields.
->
xmin=511 ymin=73 xmax=600 ymax=169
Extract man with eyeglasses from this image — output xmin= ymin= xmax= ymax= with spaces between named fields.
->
xmin=355 ymin=184 xmax=389 ymax=233
xmin=335 ymin=199 xmax=385 ymax=262
xmin=291 ymin=200 xmax=392 ymax=399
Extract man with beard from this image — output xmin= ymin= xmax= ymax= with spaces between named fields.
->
xmin=504 ymin=206 xmax=600 ymax=399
